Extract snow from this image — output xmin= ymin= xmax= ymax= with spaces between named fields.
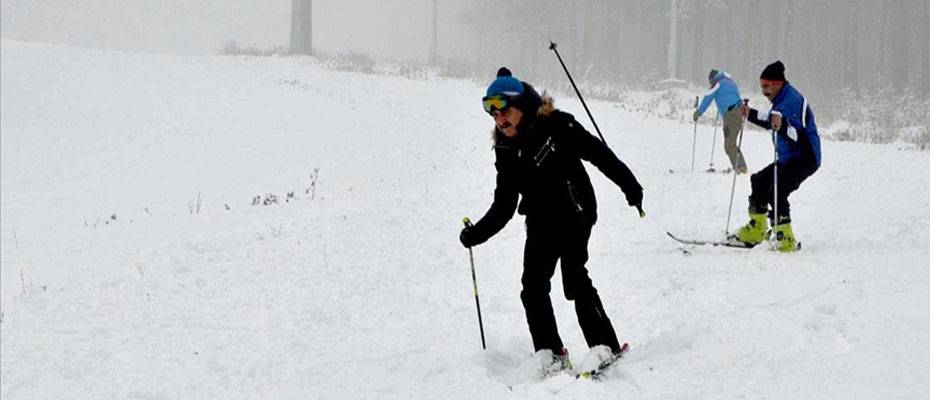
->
xmin=2 ymin=39 xmax=929 ymax=399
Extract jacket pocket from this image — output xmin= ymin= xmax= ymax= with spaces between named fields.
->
xmin=566 ymin=181 xmax=585 ymax=218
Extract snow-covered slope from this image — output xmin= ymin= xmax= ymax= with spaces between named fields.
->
xmin=2 ymin=39 xmax=928 ymax=399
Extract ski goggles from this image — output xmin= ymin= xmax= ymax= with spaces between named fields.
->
xmin=482 ymin=94 xmax=517 ymax=114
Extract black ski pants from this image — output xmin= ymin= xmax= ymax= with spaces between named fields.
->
xmin=520 ymin=216 xmax=621 ymax=354
xmin=748 ymin=161 xmax=818 ymax=224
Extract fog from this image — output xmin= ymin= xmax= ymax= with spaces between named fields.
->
xmin=2 ymin=1 xmax=928 ymax=104
xmin=0 ymin=1 xmax=451 ymax=60
xmin=452 ymin=1 xmax=929 ymax=99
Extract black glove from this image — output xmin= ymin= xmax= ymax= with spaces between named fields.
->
xmin=626 ymin=190 xmax=645 ymax=217
xmin=460 ymin=225 xmax=479 ymax=248
xmin=625 ymin=189 xmax=643 ymax=209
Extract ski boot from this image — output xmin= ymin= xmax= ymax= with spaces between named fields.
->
xmin=731 ymin=212 xmax=768 ymax=246
xmin=772 ymin=220 xmax=798 ymax=252
xmin=554 ymin=347 xmax=572 ymax=372
xmin=575 ymin=343 xmax=629 ymax=380
xmin=519 ymin=348 xmax=571 ymax=380
xmin=506 ymin=347 xmax=572 ymax=385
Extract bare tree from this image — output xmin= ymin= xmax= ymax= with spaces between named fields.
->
xmin=429 ymin=0 xmax=438 ymax=65
xmin=922 ymin=1 xmax=930 ymax=94
xmin=691 ymin=1 xmax=705 ymax=83
xmin=667 ymin=0 xmax=679 ymax=79
xmin=889 ymin=1 xmax=909 ymax=93
xmin=449 ymin=0 xmax=923 ymax=105
xmin=290 ymin=0 xmax=313 ymax=55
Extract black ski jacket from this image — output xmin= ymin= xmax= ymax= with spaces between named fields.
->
xmin=467 ymin=95 xmax=642 ymax=245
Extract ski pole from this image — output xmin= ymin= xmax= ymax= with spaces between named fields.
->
xmin=725 ymin=99 xmax=749 ymax=235
xmin=548 ymin=41 xmax=606 ymax=144
xmin=462 ymin=217 xmax=487 ymax=350
xmin=772 ymin=127 xmax=779 ymax=248
xmin=691 ymin=96 xmax=698 ymax=173
xmin=708 ymin=111 xmax=719 ymax=171
xmin=549 ymin=41 xmax=644 ymax=218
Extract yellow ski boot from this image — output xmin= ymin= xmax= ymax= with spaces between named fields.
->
xmin=772 ymin=221 xmax=799 ymax=252
xmin=733 ymin=212 xmax=768 ymax=246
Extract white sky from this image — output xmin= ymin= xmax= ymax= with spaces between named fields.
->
xmin=0 ymin=0 xmax=450 ymax=60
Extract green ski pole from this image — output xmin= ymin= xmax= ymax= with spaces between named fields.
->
xmin=462 ymin=217 xmax=486 ymax=350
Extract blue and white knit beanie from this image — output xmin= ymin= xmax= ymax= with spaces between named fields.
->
xmin=486 ymin=67 xmax=524 ymax=97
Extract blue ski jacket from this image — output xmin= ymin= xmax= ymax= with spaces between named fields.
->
xmin=696 ymin=71 xmax=742 ymax=117
xmin=748 ymin=82 xmax=822 ymax=167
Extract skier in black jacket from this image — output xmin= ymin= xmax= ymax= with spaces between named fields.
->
xmin=460 ymin=68 xmax=643 ymax=373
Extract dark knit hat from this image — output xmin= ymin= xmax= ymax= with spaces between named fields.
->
xmin=708 ymin=69 xmax=719 ymax=84
xmin=760 ymin=60 xmax=786 ymax=82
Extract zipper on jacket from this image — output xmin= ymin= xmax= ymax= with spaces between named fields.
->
xmin=566 ymin=181 xmax=584 ymax=214
xmin=534 ymin=137 xmax=555 ymax=167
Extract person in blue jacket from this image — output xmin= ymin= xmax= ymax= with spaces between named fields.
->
xmin=734 ymin=61 xmax=821 ymax=252
xmin=693 ymin=69 xmax=748 ymax=173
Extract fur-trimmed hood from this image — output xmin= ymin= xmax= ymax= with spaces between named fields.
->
xmin=537 ymin=94 xmax=556 ymax=117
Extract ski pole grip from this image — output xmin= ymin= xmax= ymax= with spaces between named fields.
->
xmin=463 ymin=217 xmax=473 ymax=228
xmin=548 ymin=41 xmax=557 ymax=50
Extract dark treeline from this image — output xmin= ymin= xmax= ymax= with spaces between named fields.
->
xmin=451 ymin=0 xmax=928 ymax=106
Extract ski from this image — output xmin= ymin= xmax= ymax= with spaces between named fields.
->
xmin=575 ymin=342 xmax=629 ymax=381
xmin=667 ymin=232 xmax=802 ymax=251
xmin=666 ymin=231 xmax=754 ymax=248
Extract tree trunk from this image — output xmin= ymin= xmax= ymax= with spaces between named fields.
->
xmin=429 ymin=0 xmax=438 ymax=65
xmin=889 ymin=2 xmax=909 ymax=93
xmin=741 ymin=0 xmax=754 ymax=85
xmin=667 ymin=0 xmax=678 ymax=79
xmin=878 ymin=0 xmax=890 ymax=89
xmin=692 ymin=2 xmax=705 ymax=84
xmin=615 ymin=0 xmax=624 ymax=80
xmin=770 ymin=1 xmax=782 ymax=62
xmin=289 ymin=0 xmax=313 ymax=55
xmin=847 ymin=0 xmax=860 ymax=92
xmin=922 ymin=1 xmax=930 ymax=94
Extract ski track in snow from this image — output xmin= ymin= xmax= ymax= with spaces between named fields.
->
xmin=1 ymin=39 xmax=929 ymax=399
